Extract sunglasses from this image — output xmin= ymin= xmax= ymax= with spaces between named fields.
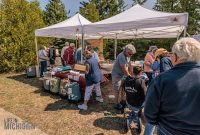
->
xmin=128 ymin=51 xmax=134 ymax=56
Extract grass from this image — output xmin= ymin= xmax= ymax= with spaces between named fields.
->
xmin=0 ymin=73 xmax=145 ymax=135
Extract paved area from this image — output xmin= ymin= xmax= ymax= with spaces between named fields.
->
xmin=0 ymin=108 xmax=47 ymax=135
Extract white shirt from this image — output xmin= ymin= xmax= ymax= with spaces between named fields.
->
xmin=38 ymin=49 xmax=47 ymax=62
xmin=92 ymin=51 xmax=99 ymax=62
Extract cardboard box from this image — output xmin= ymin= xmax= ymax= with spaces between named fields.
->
xmin=73 ymin=64 xmax=86 ymax=72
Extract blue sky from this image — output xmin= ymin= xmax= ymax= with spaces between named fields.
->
xmin=33 ymin=0 xmax=156 ymax=16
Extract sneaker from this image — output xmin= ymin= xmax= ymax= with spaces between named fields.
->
xmin=96 ymin=97 xmax=103 ymax=103
xmin=114 ymin=103 xmax=122 ymax=110
xmin=78 ymin=104 xmax=88 ymax=110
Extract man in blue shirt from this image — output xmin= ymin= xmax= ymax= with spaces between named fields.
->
xmin=111 ymin=44 xmax=136 ymax=110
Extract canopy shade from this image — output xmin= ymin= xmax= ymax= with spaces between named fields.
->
xmin=35 ymin=13 xmax=101 ymax=39
xmin=83 ymin=4 xmax=188 ymax=39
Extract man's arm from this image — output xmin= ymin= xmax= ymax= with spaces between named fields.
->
xmin=121 ymin=65 xmax=130 ymax=76
xmin=119 ymin=55 xmax=130 ymax=76
xmin=144 ymin=79 xmax=161 ymax=125
xmin=85 ymin=62 xmax=90 ymax=74
xmin=144 ymin=53 xmax=154 ymax=66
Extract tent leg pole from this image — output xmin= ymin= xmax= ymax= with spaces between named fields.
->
xmin=114 ymin=35 xmax=117 ymax=60
xmin=81 ymin=29 xmax=84 ymax=64
xmin=35 ymin=37 xmax=40 ymax=77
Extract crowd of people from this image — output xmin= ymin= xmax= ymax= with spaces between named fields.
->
xmin=111 ymin=37 xmax=200 ymax=134
xmin=38 ymin=42 xmax=85 ymax=77
xmin=38 ymin=37 xmax=200 ymax=134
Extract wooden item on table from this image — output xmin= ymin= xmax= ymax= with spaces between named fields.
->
xmin=73 ymin=64 xmax=86 ymax=72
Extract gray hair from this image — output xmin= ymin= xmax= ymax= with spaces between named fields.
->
xmin=124 ymin=44 xmax=136 ymax=54
xmin=172 ymin=37 xmax=200 ymax=62
xmin=70 ymin=43 xmax=75 ymax=47
xmin=65 ymin=42 xmax=69 ymax=46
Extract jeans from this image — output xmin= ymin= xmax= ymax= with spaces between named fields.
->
xmin=144 ymin=123 xmax=155 ymax=135
xmin=126 ymin=104 xmax=143 ymax=133
xmin=157 ymin=125 xmax=173 ymax=135
xmin=40 ymin=61 xmax=47 ymax=76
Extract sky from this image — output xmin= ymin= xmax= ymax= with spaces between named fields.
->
xmin=34 ymin=0 xmax=156 ymax=17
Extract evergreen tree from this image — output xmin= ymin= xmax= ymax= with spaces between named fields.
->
xmin=0 ymin=0 xmax=46 ymax=72
xmin=43 ymin=0 xmax=68 ymax=47
xmin=80 ymin=0 xmax=126 ymax=21
xmin=43 ymin=0 xmax=67 ymax=26
xmin=157 ymin=0 xmax=200 ymax=34
xmin=132 ymin=0 xmax=147 ymax=6
xmin=80 ymin=1 xmax=99 ymax=22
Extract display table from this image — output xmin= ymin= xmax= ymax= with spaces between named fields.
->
xmin=100 ymin=63 xmax=113 ymax=74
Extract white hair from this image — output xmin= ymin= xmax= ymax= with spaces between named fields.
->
xmin=172 ymin=37 xmax=200 ymax=62
xmin=70 ymin=43 xmax=75 ymax=47
xmin=124 ymin=44 xmax=136 ymax=54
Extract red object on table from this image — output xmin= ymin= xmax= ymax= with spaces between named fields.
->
xmin=54 ymin=72 xmax=86 ymax=92
xmin=54 ymin=72 xmax=108 ymax=98
xmin=54 ymin=72 xmax=69 ymax=78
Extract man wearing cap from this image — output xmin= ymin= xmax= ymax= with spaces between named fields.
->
xmin=111 ymin=44 xmax=136 ymax=110
xmin=61 ymin=42 xmax=69 ymax=66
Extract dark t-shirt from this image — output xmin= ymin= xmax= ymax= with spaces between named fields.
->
xmin=124 ymin=76 xmax=146 ymax=107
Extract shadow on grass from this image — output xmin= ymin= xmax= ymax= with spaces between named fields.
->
xmin=93 ymin=116 xmax=128 ymax=134
xmin=7 ymin=73 xmax=41 ymax=89
xmin=33 ymin=89 xmax=61 ymax=99
xmin=44 ymin=99 xmax=79 ymax=111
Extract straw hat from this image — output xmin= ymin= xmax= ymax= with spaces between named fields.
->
xmin=155 ymin=48 xmax=168 ymax=58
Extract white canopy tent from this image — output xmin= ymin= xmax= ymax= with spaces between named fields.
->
xmin=82 ymin=4 xmax=188 ymax=58
xmin=35 ymin=13 xmax=100 ymax=39
xmin=84 ymin=4 xmax=188 ymax=39
xmin=34 ymin=13 xmax=100 ymax=77
xmin=34 ymin=5 xmax=188 ymax=66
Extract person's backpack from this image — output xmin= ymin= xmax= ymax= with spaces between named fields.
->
xmin=49 ymin=47 xmax=56 ymax=59
xmin=124 ymin=76 xmax=145 ymax=107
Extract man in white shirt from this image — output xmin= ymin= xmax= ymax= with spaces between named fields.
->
xmin=38 ymin=46 xmax=48 ymax=76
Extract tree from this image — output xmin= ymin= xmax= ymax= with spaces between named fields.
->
xmin=43 ymin=0 xmax=69 ymax=48
xmin=80 ymin=2 xmax=99 ymax=22
xmin=132 ymin=0 xmax=147 ymax=6
xmin=157 ymin=0 xmax=200 ymax=34
xmin=0 ymin=0 xmax=46 ymax=72
xmin=43 ymin=0 xmax=67 ymax=26
xmin=80 ymin=0 xmax=126 ymax=21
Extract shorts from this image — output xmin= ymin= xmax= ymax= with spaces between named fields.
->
xmin=112 ymin=77 xmax=123 ymax=91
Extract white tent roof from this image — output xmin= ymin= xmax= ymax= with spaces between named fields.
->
xmin=35 ymin=13 xmax=101 ymax=39
xmin=83 ymin=4 xmax=188 ymax=39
